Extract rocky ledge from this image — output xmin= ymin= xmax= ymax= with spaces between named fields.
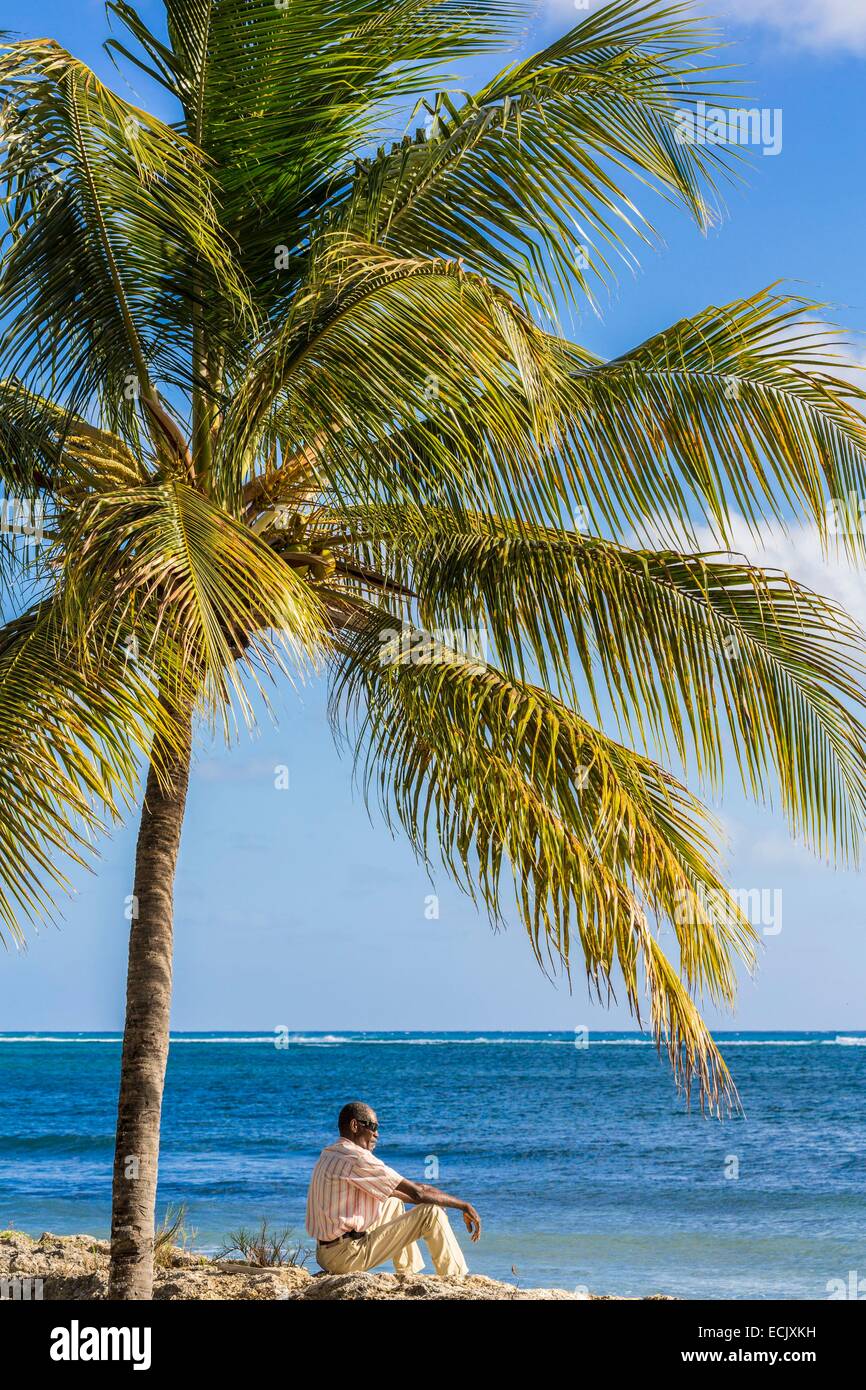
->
xmin=0 ymin=1230 xmax=671 ymax=1301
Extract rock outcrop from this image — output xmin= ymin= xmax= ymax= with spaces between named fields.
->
xmin=0 ymin=1230 xmax=669 ymax=1300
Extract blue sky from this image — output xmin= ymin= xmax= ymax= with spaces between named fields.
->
xmin=2 ymin=1 xmax=866 ymax=1033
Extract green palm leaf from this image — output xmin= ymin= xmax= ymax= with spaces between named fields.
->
xmin=105 ymin=0 xmax=531 ymax=307
xmin=57 ymin=480 xmax=328 ymax=731
xmin=0 ymin=39 xmax=251 ymax=433
xmin=336 ymin=502 xmax=866 ymax=859
xmin=0 ymin=599 xmax=173 ymax=943
xmin=221 ymin=241 xmax=563 ymax=515
xmin=552 ymin=288 xmax=866 ymax=546
xmin=336 ymin=0 xmax=743 ymax=312
xmin=329 ymin=606 xmax=757 ymax=1108
xmin=0 ymin=380 xmax=145 ymax=495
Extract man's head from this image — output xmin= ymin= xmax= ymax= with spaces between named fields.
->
xmin=338 ymin=1100 xmax=379 ymax=1151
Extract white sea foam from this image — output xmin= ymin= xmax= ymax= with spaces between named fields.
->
xmin=1 ymin=1033 xmax=864 ymax=1047
xmin=0 ymin=1035 xmax=122 ymax=1043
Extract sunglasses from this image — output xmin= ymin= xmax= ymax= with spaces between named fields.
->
xmin=359 ymin=1119 xmax=379 ymax=1133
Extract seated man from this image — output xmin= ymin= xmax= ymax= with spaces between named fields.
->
xmin=306 ymin=1100 xmax=481 ymax=1279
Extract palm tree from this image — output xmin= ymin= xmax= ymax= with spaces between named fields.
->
xmin=2 ymin=0 xmax=866 ymax=1301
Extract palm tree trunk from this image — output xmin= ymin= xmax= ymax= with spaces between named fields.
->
xmin=108 ymin=702 xmax=193 ymax=1299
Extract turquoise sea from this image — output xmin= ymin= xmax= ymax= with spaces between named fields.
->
xmin=1 ymin=1030 xmax=864 ymax=1298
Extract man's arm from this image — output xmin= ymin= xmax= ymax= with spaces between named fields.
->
xmin=394 ymin=1178 xmax=482 ymax=1241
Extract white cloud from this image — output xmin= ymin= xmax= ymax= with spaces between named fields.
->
xmin=542 ymin=0 xmax=614 ymax=20
xmin=544 ymin=0 xmax=598 ymax=13
xmin=747 ymin=832 xmax=818 ymax=869
xmin=717 ymin=0 xmax=866 ymax=53
xmin=689 ymin=514 xmax=866 ymax=634
xmin=543 ymin=0 xmax=866 ymax=53
xmin=832 ymin=342 xmax=866 ymax=395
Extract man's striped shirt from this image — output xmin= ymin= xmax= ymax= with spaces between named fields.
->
xmin=306 ymin=1138 xmax=403 ymax=1242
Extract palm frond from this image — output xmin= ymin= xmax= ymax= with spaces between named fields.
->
xmin=0 ymin=380 xmax=145 ymax=496
xmin=334 ymin=0 xmax=743 ymax=314
xmin=0 ymin=598 xmax=173 ymax=943
xmin=56 ymin=479 xmax=329 ymax=733
xmin=221 ymin=241 xmax=564 ymax=517
xmin=552 ymin=289 xmax=866 ymax=548
xmin=0 ymin=39 xmax=251 ymax=432
xmin=105 ymin=0 xmax=532 ymax=307
xmin=336 ymin=503 xmax=866 ymax=860
xmin=329 ymin=605 xmax=757 ymax=1110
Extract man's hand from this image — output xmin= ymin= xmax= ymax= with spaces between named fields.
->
xmin=462 ymin=1204 xmax=482 ymax=1242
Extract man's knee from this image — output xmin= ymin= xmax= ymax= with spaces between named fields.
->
xmin=375 ymin=1196 xmax=406 ymax=1227
xmin=418 ymin=1204 xmax=444 ymax=1231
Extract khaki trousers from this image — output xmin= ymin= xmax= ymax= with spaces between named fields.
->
xmin=316 ymin=1197 xmax=468 ymax=1279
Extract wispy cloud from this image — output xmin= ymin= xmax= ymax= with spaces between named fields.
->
xmin=717 ymin=0 xmax=866 ymax=54
xmin=746 ymin=832 xmax=817 ymax=870
xmin=543 ymin=0 xmax=600 ymax=14
xmin=542 ymin=0 xmax=866 ymax=53
xmin=687 ymin=514 xmax=866 ymax=634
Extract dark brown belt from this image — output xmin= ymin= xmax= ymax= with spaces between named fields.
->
xmin=317 ymin=1229 xmax=367 ymax=1248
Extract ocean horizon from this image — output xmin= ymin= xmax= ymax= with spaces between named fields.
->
xmin=2 ymin=1029 xmax=864 ymax=1299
